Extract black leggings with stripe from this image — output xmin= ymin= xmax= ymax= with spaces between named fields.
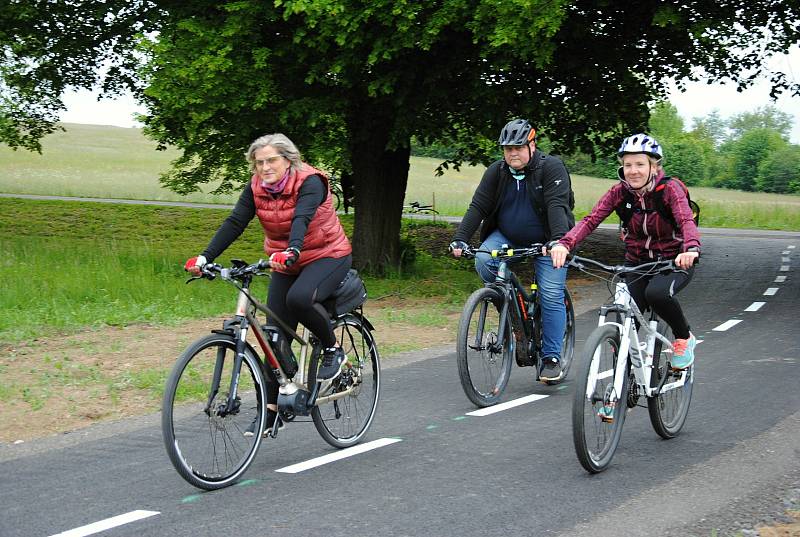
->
xmin=263 ymin=255 xmax=352 ymax=404
xmin=624 ymin=265 xmax=694 ymax=340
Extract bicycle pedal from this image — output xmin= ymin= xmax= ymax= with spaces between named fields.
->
xmin=263 ymin=418 xmax=285 ymax=439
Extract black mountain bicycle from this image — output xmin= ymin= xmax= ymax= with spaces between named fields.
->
xmin=456 ymin=245 xmax=576 ymax=407
xmin=161 ymin=259 xmax=380 ymax=490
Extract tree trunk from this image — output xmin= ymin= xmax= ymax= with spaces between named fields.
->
xmin=350 ymin=143 xmax=410 ymax=273
xmin=346 ymin=100 xmax=411 ymax=273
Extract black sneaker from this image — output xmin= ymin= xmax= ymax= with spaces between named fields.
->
xmin=539 ymin=356 xmax=562 ymax=382
xmin=317 ymin=347 xmax=346 ymax=381
xmin=243 ymin=409 xmax=281 ymax=438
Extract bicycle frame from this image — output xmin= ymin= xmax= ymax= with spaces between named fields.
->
xmin=590 ymin=280 xmax=689 ymax=403
xmin=486 ymin=259 xmax=535 ymax=352
xmin=206 ymin=265 xmax=358 ymax=419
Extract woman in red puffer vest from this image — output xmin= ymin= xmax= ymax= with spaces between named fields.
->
xmin=184 ymin=133 xmax=352 ymax=435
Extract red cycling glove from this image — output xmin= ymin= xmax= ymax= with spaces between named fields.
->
xmin=270 ymin=248 xmax=300 ymax=267
xmin=184 ymin=255 xmax=207 ymax=272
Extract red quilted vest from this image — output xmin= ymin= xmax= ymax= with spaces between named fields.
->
xmin=251 ymin=164 xmax=352 ymax=274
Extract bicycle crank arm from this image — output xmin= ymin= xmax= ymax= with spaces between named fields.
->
xmin=314 ymin=386 xmax=357 ymax=406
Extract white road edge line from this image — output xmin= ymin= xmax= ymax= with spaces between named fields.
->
xmin=764 ymin=287 xmax=779 ymax=296
xmin=713 ymin=319 xmax=743 ymax=331
xmin=276 ymin=438 xmax=402 ymax=474
xmin=745 ymin=302 xmax=766 ymax=312
xmin=48 ymin=510 xmax=159 ymax=537
xmin=466 ymin=394 xmax=549 ymax=417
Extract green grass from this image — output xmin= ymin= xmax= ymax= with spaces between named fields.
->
xmin=0 ymin=197 xmax=478 ymax=344
xmin=0 ymin=123 xmax=237 ymax=203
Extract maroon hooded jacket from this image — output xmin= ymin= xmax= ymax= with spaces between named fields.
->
xmin=558 ymin=172 xmax=701 ymax=263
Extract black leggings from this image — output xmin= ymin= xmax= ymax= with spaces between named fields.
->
xmin=625 ymin=265 xmax=694 ymax=340
xmin=263 ymin=255 xmax=352 ymax=404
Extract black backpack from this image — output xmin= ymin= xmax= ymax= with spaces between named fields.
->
xmin=531 ymin=153 xmax=576 ymax=211
xmin=616 ymin=176 xmax=700 ymax=231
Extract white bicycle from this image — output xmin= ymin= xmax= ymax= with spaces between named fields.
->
xmin=568 ymin=255 xmax=695 ymax=473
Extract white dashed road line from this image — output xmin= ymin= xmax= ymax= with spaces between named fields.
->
xmin=775 ymin=276 xmax=786 ymax=283
xmin=713 ymin=319 xmax=743 ymax=331
xmin=275 ymin=438 xmax=402 ymax=474
xmin=764 ymin=287 xmax=779 ymax=296
xmin=48 ymin=510 xmax=159 ymax=537
xmin=744 ymin=302 xmax=766 ymax=312
xmin=780 ymin=265 xmax=790 ymax=272
xmin=466 ymin=394 xmax=549 ymax=417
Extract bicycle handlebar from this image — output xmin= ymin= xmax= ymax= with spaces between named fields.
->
xmin=188 ymin=259 xmax=270 ymax=283
xmin=567 ymin=255 xmax=680 ymax=275
xmin=459 ymin=243 xmax=545 ymax=260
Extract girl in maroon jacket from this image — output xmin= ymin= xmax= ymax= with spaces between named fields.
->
xmin=549 ymin=134 xmax=700 ymax=370
xmin=184 ymin=133 xmax=352 ymax=436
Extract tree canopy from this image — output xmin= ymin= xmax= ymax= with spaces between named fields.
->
xmin=2 ymin=0 xmax=799 ymax=270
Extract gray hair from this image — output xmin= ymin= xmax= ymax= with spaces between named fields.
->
xmin=245 ymin=133 xmax=303 ymax=173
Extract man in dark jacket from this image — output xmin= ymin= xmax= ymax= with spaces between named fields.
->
xmin=450 ymin=118 xmax=575 ymax=381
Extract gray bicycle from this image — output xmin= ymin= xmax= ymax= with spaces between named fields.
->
xmin=162 ymin=259 xmax=380 ymax=490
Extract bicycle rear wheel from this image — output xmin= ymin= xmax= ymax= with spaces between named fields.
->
xmin=456 ymin=287 xmax=513 ymax=407
xmin=647 ymin=319 xmax=694 ymax=438
xmin=572 ymin=324 xmax=629 ymax=473
xmin=310 ymin=314 xmax=380 ymax=448
xmin=162 ymin=333 xmax=267 ymax=490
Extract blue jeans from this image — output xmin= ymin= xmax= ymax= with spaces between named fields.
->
xmin=475 ymin=229 xmax=567 ymax=359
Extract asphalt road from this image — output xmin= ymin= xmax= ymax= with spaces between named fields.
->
xmin=2 ymin=227 xmax=798 ymax=537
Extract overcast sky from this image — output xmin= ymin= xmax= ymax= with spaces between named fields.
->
xmin=61 ymin=47 xmax=800 ymax=144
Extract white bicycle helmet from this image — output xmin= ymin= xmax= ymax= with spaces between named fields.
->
xmin=617 ymin=133 xmax=663 ymax=160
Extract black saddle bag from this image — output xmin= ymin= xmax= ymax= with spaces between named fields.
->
xmin=325 ymin=269 xmax=367 ymax=317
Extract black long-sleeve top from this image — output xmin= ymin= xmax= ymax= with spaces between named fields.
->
xmin=201 ymin=175 xmax=327 ymax=262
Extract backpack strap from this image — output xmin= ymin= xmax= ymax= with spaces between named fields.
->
xmin=615 ymin=176 xmax=672 ymax=230
xmin=653 ymin=176 xmax=680 ymax=228
xmin=614 ymin=188 xmax=636 ymax=230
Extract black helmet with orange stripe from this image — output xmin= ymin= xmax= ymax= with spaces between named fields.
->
xmin=498 ymin=119 xmax=536 ymax=146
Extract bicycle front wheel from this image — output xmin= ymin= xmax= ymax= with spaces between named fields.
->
xmin=572 ymin=324 xmax=628 ymax=473
xmin=310 ymin=314 xmax=381 ymax=448
xmin=162 ymin=334 xmax=267 ymax=490
xmin=456 ymin=287 xmax=513 ymax=407
xmin=647 ymin=319 xmax=694 ymax=438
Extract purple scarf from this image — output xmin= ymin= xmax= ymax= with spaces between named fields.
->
xmin=261 ymin=169 xmax=291 ymax=194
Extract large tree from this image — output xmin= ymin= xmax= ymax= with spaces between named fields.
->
xmin=2 ymin=1 xmax=799 ymax=271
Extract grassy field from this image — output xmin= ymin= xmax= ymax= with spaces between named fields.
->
xmin=0 ymin=196 xmax=476 ymax=344
xmin=3 ymin=123 xmax=800 ymax=229
xmin=2 ymin=123 xmax=799 ymax=344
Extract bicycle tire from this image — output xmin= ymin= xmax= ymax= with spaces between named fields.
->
xmin=541 ymin=288 xmax=577 ymax=385
xmin=647 ymin=318 xmax=694 ymax=439
xmin=162 ymin=333 xmax=267 ymax=490
xmin=310 ymin=314 xmax=381 ymax=448
xmin=572 ymin=324 xmax=629 ymax=473
xmin=456 ymin=287 xmax=513 ymax=407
